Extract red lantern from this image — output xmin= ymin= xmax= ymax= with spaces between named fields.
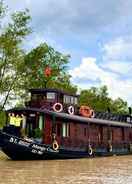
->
xmin=44 ymin=66 xmax=52 ymax=77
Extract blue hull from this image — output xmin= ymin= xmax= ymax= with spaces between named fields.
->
xmin=0 ymin=131 xmax=131 ymax=160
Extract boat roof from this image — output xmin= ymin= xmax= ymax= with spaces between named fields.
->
xmin=29 ymin=88 xmax=79 ymax=97
xmin=8 ymin=107 xmax=132 ymax=128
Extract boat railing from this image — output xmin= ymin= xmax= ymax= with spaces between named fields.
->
xmin=94 ymin=111 xmax=132 ymax=123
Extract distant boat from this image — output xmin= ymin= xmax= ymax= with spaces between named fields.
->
xmin=0 ymin=88 xmax=132 ymax=160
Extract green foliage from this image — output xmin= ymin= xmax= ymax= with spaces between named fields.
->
xmin=49 ymin=74 xmax=78 ymax=94
xmin=0 ymin=1 xmax=6 ymax=20
xmin=0 ymin=110 xmax=6 ymax=128
xmin=0 ymin=5 xmax=31 ymax=110
xmin=79 ymin=85 xmax=129 ymax=114
xmin=34 ymin=128 xmax=42 ymax=138
xmin=79 ymin=86 xmax=111 ymax=110
xmin=24 ymin=43 xmax=77 ymax=93
xmin=110 ymin=98 xmax=128 ymax=114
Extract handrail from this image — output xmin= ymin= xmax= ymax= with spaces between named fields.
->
xmin=94 ymin=111 xmax=132 ymax=123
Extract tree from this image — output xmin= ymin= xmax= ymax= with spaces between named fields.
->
xmin=0 ymin=1 xmax=5 ymax=18
xmin=11 ymin=43 xmax=77 ymax=107
xmin=110 ymin=97 xmax=128 ymax=114
xmin=0 ymin=7 xmax=31 ymax=110
xmin=51 ymin=74 xmax=78 ymax=94
xmin=96 ymin=85 xmax=112 ymax=111
xmin=23 ymin=43 xmax=77 ymax=92
xmin=79 ymin=85 xmax=128 ymax=114
xmin=79 ymin=85 xmax=111 ymax=111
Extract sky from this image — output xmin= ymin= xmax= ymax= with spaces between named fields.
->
xmin=4 ymin=0 xmax=132 ymax=105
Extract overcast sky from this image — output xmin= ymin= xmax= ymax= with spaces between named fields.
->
xmin=4 ymin=0 xmax=132 ymax=104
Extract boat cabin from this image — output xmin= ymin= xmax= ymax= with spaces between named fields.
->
xmin=27 ymin=88 xmax=78 ymax=109
xmin=7 ymin=88 xmax=79 ymax=143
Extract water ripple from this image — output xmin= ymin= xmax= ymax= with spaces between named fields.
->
xmin=0 ymin=152 xmax=132 ymax=184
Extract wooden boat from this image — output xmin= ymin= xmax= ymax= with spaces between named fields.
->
xmin=0 ymin=88 xmax=132 ymax=160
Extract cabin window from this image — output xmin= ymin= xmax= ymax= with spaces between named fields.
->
xmin=70 ymin=97 xmax=74 ymax=104
xmin=47 ymin=92 xmax=55 ymax=100
xmin=62 ymin=123 xmax=66 ymax=137
xmin=64 ymin=95 xmax=78 ymax=104
xmin=74 ymin=97 xmax=78 ymax=105
xmin=108 ymin=128 xmax=113 ymax=141
xmin=21 ymin=115 xmax=26 ymax=129
xmin=63 ymin=96 xmax=66 ymax=103
xmin=62 ymin=123 xmax=70 ymax=137
xmin=39 ymin=115 xmax=44 ymax=130
xmin=63 ymin=95 xmax=71 ymax=104
xmin=32 ymin=94 xmax=44 ymax=101
xmin=32 ymin=94 xmax=37 ymax=100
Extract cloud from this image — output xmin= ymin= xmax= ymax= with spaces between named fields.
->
xmin=101 ymin=37 xmax=132 ymax=77
xmin=4 ymin=0 xmax=132 ymax=60
xmin=70 ymin=56 xmax=132 ymax=104
xmin=70 ymin=35 xmax=132 ymax=104
xmin=102 ymin=37 xmax=132 ymax=61
xmin=32 ymin=0 xmax=132 ymax=35
xmin=25 ymin=0 xmax=31 ymax=6
xmin=101 ymin=61 xmax=132 ymax=76
xmin=4 ymin=0 xmax=132 ymax=38
xmin=70 ymin=57 xmax=105 ymax=81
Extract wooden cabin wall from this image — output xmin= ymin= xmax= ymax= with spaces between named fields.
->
xmin=124 ymin=127 xmax=132 ymax=142
xmin=69 ymin=123 xmax=80 ymax=147
xmin=89 ymin=124 xmax=100 ymax=144
xmin=100 ymin=126 xmax=132 ymax=145
xmin=46 ymin=117 xmax=132 ymax=149
xmin=59 ymin=122 xmax=106 ymax=148
xmin=124 ymin=128 xmax=130 ymax=142
xmin=102 ymin=126 xmax=109 ymax=143
xmin=129 ymin=128 xmax=132 ymax=142
xmin=112 ymin=127 xmax=123 ymax=143
xmin=60 ymin=122 xmax=89 ymax=148
xmin=76 ymin=123 xmax=88 ymax=147
xmin=129 ymin=129 xmax=132 ymax=142
xmin=44 ymin=115 xmax=52 ymax=144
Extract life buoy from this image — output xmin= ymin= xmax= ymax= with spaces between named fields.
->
xmin=88 ymin=145 xmax=93 ymax=156
xmin=79 ymin=106 xmax=91 ymax=118
xmin=68 ymin=106 xmax=74 ymax=115
xmin=109 ymin=144 xmax=113 ymax=152
xmin=53 ymin=103 xmax=63 ymax=113
xmin=52 ymin=140 xmax=59 ymax=151
xmin=90 ymin=109 xmax=95 ymax=118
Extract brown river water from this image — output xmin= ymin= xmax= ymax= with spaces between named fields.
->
xmin=0 ymin=152 xmax=132 ymax=184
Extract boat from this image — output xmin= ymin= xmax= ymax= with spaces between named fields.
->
xmin=0 ymin=88 xmax=132 ymax=160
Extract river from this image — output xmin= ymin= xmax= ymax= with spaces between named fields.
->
xmin=0 ymin=152 xmax=132 ymax=184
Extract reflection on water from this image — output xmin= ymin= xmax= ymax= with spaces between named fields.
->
xmin=0 ymin=152 xmax=132 ymax=184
